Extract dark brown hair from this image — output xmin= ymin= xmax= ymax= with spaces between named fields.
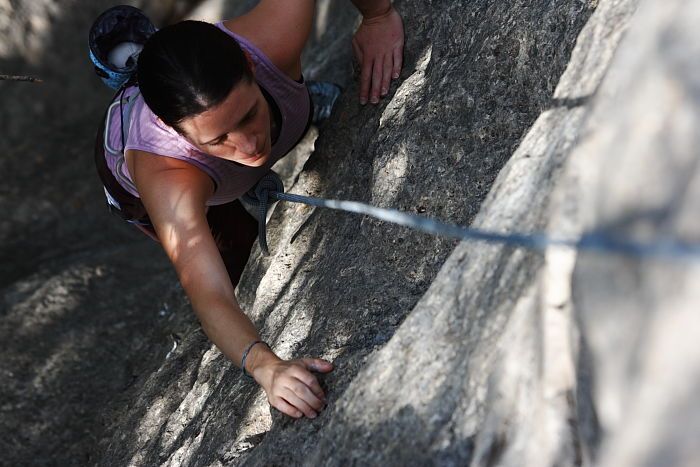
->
xmin=137 ymin=20 xmax=252 ymax=132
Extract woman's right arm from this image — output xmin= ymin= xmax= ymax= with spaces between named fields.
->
xmin=127 ymin=149 xmax=333 ymax=418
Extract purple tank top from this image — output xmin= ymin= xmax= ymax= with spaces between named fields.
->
xmin=104 ymin=23 xmax=311 ymax=206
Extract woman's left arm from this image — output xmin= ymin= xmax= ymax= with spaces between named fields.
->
xmin=224 ymin=0 xmax=316 ymax=80
xmin=351 ymin=0 xmax=405 ymax=105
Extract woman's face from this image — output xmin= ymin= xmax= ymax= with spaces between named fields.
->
xmin=179 ymin=79 xmax=272 ymax=167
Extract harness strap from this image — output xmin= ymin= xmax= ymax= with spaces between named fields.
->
xmin=94 ymin=87 xmax=151 ymax=225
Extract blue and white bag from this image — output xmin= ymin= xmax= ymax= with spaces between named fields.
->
xmin=88 ymin=5 xmax=156 ymax=90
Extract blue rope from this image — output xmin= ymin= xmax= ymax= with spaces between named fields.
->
xmin=243 ymin=172 xmax=700 ymax=260
xmin=242 ymin=174 xmax=285 ymax=255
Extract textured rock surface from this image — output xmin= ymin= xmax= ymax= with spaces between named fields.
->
xmin=3 ymin=0 xmax=699 ymax=466
xmin=297 ymin=0 xmax=639 ymax=464
xmin=568 ymin=1 xmax=700 ymax=465
xmin=96 ymin=0 xmax=595 ymax=465
xmin=0 ymin=1 xmax=360 ymax=464
xmin=0 ymin=1 xmax=209 ymax=464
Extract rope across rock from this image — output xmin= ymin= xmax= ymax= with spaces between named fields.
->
xmin=243 ymin=171 xmax=700 ymax=261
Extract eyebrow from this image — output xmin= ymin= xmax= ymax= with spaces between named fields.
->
xmin=200 ymin=102 xmax=257 ymax=145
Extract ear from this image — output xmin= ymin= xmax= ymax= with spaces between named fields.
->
xmin=243 ymin=50 xmax=256 ymax=75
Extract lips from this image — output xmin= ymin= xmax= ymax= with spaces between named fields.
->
xmin=238 ymin=150 xmax=266 ymax=164
xmin=246 ymin=151 xmax=264 ymax=160
xmin=235 ymin=136 xmax=270 ymax=164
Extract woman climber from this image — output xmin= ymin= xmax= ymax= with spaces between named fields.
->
xmin=92 ymin=1 xmax=404 ymax=419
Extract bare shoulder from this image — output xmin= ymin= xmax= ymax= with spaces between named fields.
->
xmin=222 ymin=0 xmax=315 ymax=80
xmin=126 ymin=149 xmax=215 ymax=207
xmin=125 ymin=150 xmax=216 ymax=264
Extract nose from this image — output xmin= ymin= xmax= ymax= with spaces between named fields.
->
xmin=234 ymin=133 xmax=257 ymax=155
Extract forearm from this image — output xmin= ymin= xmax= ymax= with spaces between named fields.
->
xmin=171 ymin=228 xmax=332 ymax=419
xmin=176 ymin=247 xmax=280 ymax=376
xmin=133 ymin=159 xmax=282 ymax=380
xmin=191 ymin=291 xmax=278 ymax=374
xmin=351 ymin=0 xmax=392 ymax=19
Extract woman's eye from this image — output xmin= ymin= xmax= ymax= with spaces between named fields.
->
xmin=210 ymin=136 xmax=226 ymax=146
xmin=242 ymin=109 xmax=257 ymax=124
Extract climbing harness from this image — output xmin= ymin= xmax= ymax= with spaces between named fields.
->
xmin=244 ymin=171 xmax=700 ymax=260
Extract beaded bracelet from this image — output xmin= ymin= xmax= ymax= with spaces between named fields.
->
xmin=241 ymin=340 xmax=267 ymax=378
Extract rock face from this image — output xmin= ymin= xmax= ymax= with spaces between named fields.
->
xmin=2 ymin=0 xmax=699 ymax=466
xmin=99 ymin=0 xmax=597 ymax=464
xmin=1 ymin=2 xmax=167 ymax=465
xmin=567 ymin=1 xmax=700 ymax=465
